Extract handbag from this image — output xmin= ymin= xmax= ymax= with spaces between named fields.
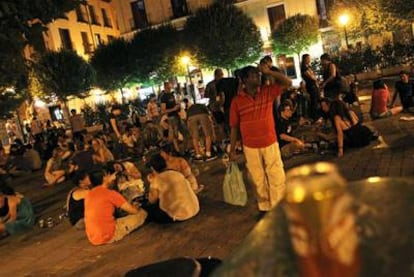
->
xmin=222 ymin=162 xmax=247 ymax=206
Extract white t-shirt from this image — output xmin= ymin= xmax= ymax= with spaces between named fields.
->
xmin=151 ymin=170 xmax=199 ymax=221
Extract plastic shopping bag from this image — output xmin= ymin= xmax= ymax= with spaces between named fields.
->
xmin=222 ymin=162 xmax=247 ymax=206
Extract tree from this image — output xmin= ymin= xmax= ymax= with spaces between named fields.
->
xmin=184 ymin=2 xmax=262 ymax=72
xmin=272 ymin=14 xmax=319 ymax=58
xmin=34 ymin=50 xmax=95 ymax=121
xmin=130 ymin=25 xmax=183 ymax=84
xmin=0 ymin=0 xmax=82 ymax=117
xmin=0 ymin=0 xmax=82 ymax=90
xmin=0 ymin=90 xmax=25 ymax=119
xmin=379 ymin=0 xmax=414 ymax=22
xmin=90 ymin=38 xmax=135 ymax=102
xmin=329 ymin=0 xmax=408 ymax=40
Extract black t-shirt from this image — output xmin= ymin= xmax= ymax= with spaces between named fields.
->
xmin=301 ymin=64 xmax=317 ymax=88
xmin=109 ymin=113 xmax=120 ymax=133
xmin=276 ymin=116 xmax=293 ymax=148
xmin=187 ymin=104 xmax=209 ymax=118
xmin=395 ymin=81 xmax=414 ymax=109
xmin=216 ymin=77 xmax=239 ymax=111
xmin=160 ymin=92 xmax=179 ymax=117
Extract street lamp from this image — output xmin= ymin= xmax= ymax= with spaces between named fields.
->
xmin=180 ymin=55 xmax=196 ymax=103
xmin=339 ymin=14 xmax=350 ymax=49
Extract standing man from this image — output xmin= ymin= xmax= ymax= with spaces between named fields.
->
xmin=70 ymin=109 xmax=85 ymax=142
xmin=229 ymin=64 xmax=292 ymax=214
xmin=30 ymin=116 xmax=43 ymax=143
xmin=160 ymin=81 xmax=190 ymax=154
xmin=205 ymin=69 xmax=225 ymax=140
xmin=391 ymin=70 xmax=414 ymax=112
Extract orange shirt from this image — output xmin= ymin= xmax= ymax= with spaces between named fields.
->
xmin=230 ymin=84 xmax=282 ymax=148
xmin=371 ymin=88 xmax=389 ymax=115
xmin=85 ymin=186 xmax=126 ymax=245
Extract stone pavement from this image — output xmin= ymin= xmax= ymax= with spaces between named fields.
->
xmin=1 ymin=82 xmax=413 ymax=276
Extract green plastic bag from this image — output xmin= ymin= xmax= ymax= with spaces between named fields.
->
xmin=223 ymin=162 xmax=247 ymax=206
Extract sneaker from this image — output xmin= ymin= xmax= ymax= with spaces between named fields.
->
xmin=205 ymin=153 xmax=218 ymax=161
xmin=193 ymin=154 xmax=204 ymax=161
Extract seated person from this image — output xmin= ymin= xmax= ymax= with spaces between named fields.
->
xmin=142 ymin=120 xmax=164 ymax=150
xmin=108 ymin=161 xmax=145 ymax=203
xmin=390 ymin=70 xmax=414 ymax=112
xmin=145 ymin=153 xmax=199 ymax=223
xmin=331 ymin=100 xmax=373 ymax=157
xmin=276 ymin=101 xmax=305 ymax=159
xmin=44 ymin=147 xmax=66 ymax=186
xmin=57 ymin=135 xmax=74 ymax=160
xmin=69 ymin=141 xmax=96 ymax=175
xmin=121 ymin=126 xmax=145 ymax=158
xmin=66 ymin=170 xmax=91 ymax=230
xmin=91 ymin=138 xmax=114 ymax=165
xmin=84 ymin=170 xmax=147 ymax=245
xmin=7 ymin=143 xmax=31 ymax=174
xmin=23 ymin=144 xmax=42 ymax=171
xmin=160 ymin=143 xmax=203 ymax=193
xmin=370 ymin=79 xmax=402 ymax=119
xmin=0 ymin=184 xmax=35 ymax=237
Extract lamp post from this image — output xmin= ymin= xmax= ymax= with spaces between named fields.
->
xmin=339 ymin=14 xmax=350 ymax=49
xmin=180 ymin=55 xmax=196 ymax=103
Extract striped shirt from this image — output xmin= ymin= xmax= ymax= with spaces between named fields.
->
xmin=230 ymin=84 xmax=282 ymax=148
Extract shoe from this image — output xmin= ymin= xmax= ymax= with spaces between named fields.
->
xmin=193 ymin=154 xmax=203 ymax=161
xmin=205 ymin=153 xmax=218 ymax=161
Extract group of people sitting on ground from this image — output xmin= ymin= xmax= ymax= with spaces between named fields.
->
xmin=1 ymin=54 xmax=412 ymax=241
xmin=66 ymin=149 xmax=200 ymax=245
xmin=370 ymin=70 xmax=414 ymax=120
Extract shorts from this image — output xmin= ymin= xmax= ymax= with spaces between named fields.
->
xmin=167 ymin=117 xmax=189 ymax=141
xmin=187 ymin=114 xmax=213 ymax=140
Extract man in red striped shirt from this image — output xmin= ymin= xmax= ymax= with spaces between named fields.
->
xmin=229 ymin=64 xmax=291 ymax=213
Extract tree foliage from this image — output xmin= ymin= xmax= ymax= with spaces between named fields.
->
xmin=184 ymin=2 xmax=262 ymax=70
xmin=130 ymin=25 xmax=184 ymax=84
xmin=329 ymin=0 xmax=409 ymax=39
xmin=0 ymin=0 xmax=82 ymax=89
xmin=33 ymin=50 xmax=95 ymax=102
xmin=272 ymin=14 xmax=319 ymax=56
xmin=0 ymin=90 xmax=25 ymax=119
xmin=0 ymin=0 xmax=82 ymax=117
xmin=379 ymin=0 xmax=414 ymax=22
xmin=90 ymin=38 xmax=136 ymax=92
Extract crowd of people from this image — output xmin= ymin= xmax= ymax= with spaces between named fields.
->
xmin=1 ymin=53 xmax=412 ymax=243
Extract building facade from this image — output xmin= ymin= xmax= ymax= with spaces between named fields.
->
xmin=25 ymin=0 xmax=121 ymax=123
xmin=113 ymin=0 xmax=323 ymax=82
xmin=27 ymin=0 xmax=120 ymax=60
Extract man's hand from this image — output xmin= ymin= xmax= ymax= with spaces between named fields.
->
xmin=103 ymin=172 xmax=117 ymax=186
xmin=258 ymin=63 xmax=271 ymax=75
xmin=294 ymin=138 xmax=305 ymax=149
